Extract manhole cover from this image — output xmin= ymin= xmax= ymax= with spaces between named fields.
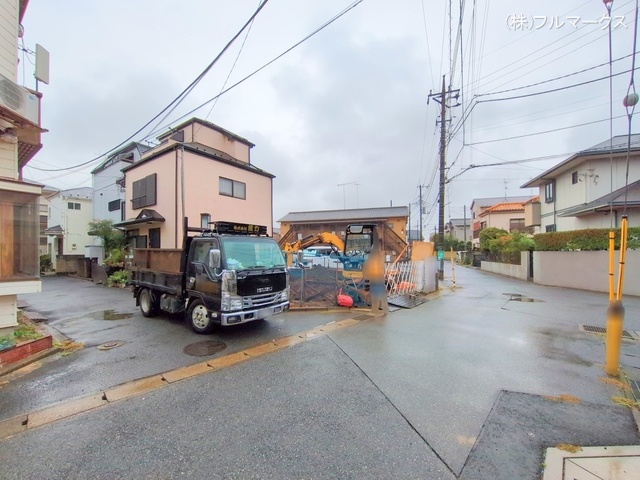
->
xmin=183 ymin=340 xmax=227 ymax=356
xmin=97 ymin=341 xmax=125 ymax=350
xmin=580 ymin=324 xmax=636 ymax=339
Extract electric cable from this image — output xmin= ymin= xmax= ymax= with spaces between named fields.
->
xmin=30 ymin=0 xmax=271 ymax=173
xmin=141 ymin=0 xmax=364 ymax=144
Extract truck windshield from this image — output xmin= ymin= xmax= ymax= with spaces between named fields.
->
xmin=221 ymin=236 xmax=287 ymax=271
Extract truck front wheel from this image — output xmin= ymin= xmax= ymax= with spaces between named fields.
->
xmin=188 ymin=299 xmax=214 ymax=334
xmin=139 ymin=288 xmax=159 ymax=317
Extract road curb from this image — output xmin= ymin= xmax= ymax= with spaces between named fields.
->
xmin=0 ymin=312 xmax=384 ymax=440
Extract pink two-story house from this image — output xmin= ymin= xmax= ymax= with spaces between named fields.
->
xmin=115 ymin=118 xmax=275 ymax=247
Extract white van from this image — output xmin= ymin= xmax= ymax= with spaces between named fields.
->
xmin=301 ymin=246 xmax=342 ymax=268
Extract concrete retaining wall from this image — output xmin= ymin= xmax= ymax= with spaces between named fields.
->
xmin=481 ymin=252 xmax=529 ymax=281
xmin=533 ymin=250 xmax=640 ymax=296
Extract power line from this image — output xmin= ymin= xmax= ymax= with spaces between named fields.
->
xmin=30 ymin=0 xmax=271 ymax=173
xmin=141 ymin=0 xmax=365 ymax=143
xmin=464 ymin=114 xmax=626 ymax=146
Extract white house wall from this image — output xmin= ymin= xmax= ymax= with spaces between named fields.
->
xmin=92 ymin=161 xmax=127 ymax=223
xmin=539 ymin=155 xmax=640 ymax=231
xmin=47 ymin=194 xmax=94 ymax=259
xmin=0 ymin=0 xmax=17 ymax=80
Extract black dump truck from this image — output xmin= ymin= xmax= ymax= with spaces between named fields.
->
xmin=128 ymin=219 xmax=290 ymax=334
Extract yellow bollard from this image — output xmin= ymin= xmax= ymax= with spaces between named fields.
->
xmin=608 ymin=231 xmax=615 ymax=303
xmin=605 ymin=217 xmax=628 ymax=376
xmin=605 ymin=300 xmax=624 ymax=376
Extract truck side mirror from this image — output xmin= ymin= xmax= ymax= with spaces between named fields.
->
xmin=209 ymin=249 xmax=221 ymax=269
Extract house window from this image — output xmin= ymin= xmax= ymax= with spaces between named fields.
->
xmin=134 ymin=236 xmax=147 ymax=249
xmin=219 ymin=177 xmax=246 ymax=199
xmin=0 ymin=191 xmax=39 ymax=281
xmin=131 ymin=173 xmax=157 ymax=209
xmin=509 ymin=218 xmax=525 ymax=233
xmin=571 ymin=171 xmax=578 ymax=184
xmin=544 ymin=181 xmax=555 ymax=203
xmin=68 ymin=202 xmax=81 ymax=210
xmin=121 ymin=201 xmax=126 ymax=221
xmin=201 ymin=213 xmax=211 ymax=229
xmin=108 ymin=199 xmax=121 ymax=211
xmin=149 ymin=228 xmax=161 ymax=248
xmin=545 ymin=224 xmax=556 ymax=232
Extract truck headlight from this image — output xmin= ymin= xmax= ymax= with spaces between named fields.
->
xmin=221 ymin=292 xmax=243 ymax=311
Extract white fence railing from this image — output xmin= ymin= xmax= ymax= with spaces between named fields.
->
xmin=386 ymin=261 xmax=420 ymax=296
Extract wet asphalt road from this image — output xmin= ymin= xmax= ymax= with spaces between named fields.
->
xmin=1 ymin=276 xmax=355 ymax=419
xmin=1 ymin=266 xmax=640 ymax=478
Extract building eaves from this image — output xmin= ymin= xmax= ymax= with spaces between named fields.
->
xmin=521 ymin=134 xmax=640 ymax=188
xmin=121 ymin=142 xmax=275 ymax=179
xmin=470 ymin=196 xmax=533 ymax=210
xmin=60 ymin=187 xmax=93 ymax=200
xmin=156 ymin=117 xmax=255 ymax=148
xmin=480 ymin=202 xmax=525 ymax=216
xmin=278 ymin=206 xmax=409 ymax=223
xmin=114 ymin=209 xmax=165 ymax=228
xmin=90 ymin=142 xmax=151 ymax=174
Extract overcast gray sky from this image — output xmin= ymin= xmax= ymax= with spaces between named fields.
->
xmin=20 ymin=0 xmax=639 ymax=237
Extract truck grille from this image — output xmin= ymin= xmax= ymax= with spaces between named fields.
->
xmin=243 ymin=291 xmax=282 ymax=309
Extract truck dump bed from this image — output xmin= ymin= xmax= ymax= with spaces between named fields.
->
xmin=129 ymin=248 xmax=184 ymax=294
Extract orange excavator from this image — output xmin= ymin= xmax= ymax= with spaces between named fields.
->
xmin=280 ymin=225 xmax=376 ymax=279
xmin=280 ymin=231 xmax=345 ymax=256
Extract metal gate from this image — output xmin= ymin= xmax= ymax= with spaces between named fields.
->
xmin=385 ymin=261 xmax=426 ymax=308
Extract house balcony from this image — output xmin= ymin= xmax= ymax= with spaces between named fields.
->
xmin=0 ymin=82 xmax=45 ymax=169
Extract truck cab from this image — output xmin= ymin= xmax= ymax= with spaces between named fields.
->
xmin=130 ymin=221 xmax=290 ymax=334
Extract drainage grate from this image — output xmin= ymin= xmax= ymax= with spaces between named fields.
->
xmin=183 ymin=340 xmax=227 ymax=357
xmin=580 ymin=324 xmax=635 ymax=339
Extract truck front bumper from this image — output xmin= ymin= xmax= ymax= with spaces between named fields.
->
xmin=220 ymin=301 xmax=290 ymax=326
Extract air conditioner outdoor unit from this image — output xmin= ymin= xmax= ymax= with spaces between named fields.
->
xmin=0 ymin=73 xmax=39 ymax=125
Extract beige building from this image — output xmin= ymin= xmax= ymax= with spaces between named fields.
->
xmin=470 ymin=196 xmax=535 ymax=248
xmin=116 ymin=118 xmax=275 ymax=246
xmin=0 ymin=0 xmax=45 ymax=333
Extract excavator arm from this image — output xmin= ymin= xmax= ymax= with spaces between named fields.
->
xmin=282 ymin=232 xmax=345 ymax=253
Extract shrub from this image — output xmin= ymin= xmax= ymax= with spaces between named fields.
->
xmin=480 ymin=227 xmax=509 ymax=252
xmin=534 ymin=227 xmax=640 ymax=251
xmin=40 ymin=254 xmax=52 ymax=272
xmin=107 ymin=270 xmax=130 ymax=288
xmin=104 ymin=248 xmax=125 ymax=267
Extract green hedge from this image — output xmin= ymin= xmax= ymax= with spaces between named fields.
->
xmin=534 ymin=227 xmax=640 ymax=251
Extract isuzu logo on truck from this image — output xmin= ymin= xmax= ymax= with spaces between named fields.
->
xmin=257 ymin=286 xmax=273 ymax=293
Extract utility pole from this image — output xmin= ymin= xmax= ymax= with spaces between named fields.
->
xmin=418 ymin=185 xmax=424 ymax=241
xmin=428 ymin=75 xmax=460 ymax=280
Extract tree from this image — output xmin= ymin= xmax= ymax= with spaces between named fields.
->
xmin=88 ymin=219 xmax=124 ymax=253
xmin=479 ymin=227 xmax=508 ymax=252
